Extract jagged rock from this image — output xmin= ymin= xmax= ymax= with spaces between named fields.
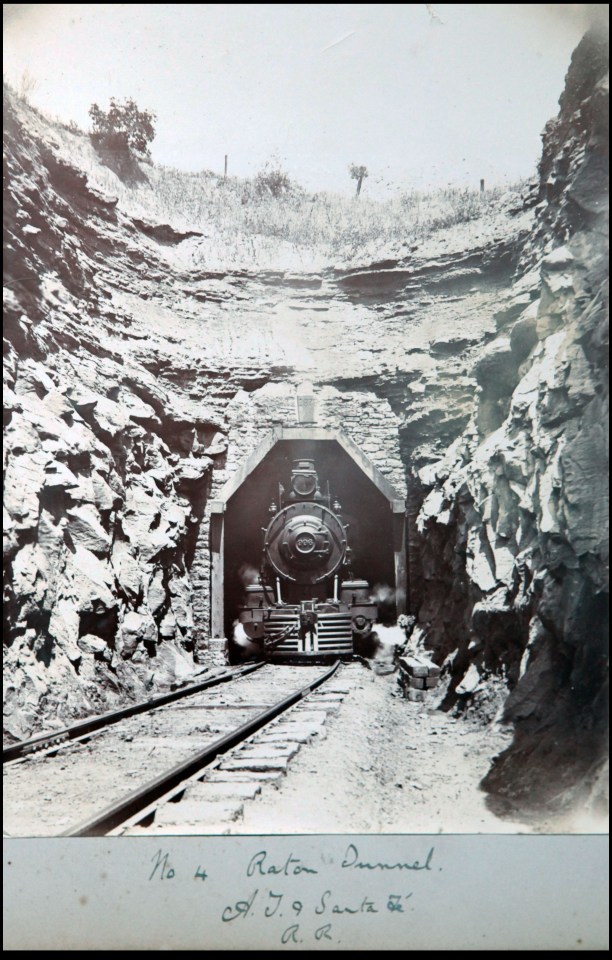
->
xmin=43 ymin=461 xmax=79 ymax=490
xmin=416 ymin=488 xmax=451 ymax=531
xmin=67 ymin=387 xmax=99 ymax=412
xmin=121 ymin=392 xmax=160 ymax=425
xmin=568 ymin=152 xmax=609 ymax=214
xmin=132 ymin=217 xmax=204 ymax=244
xmin=66 ymin=504 xmax=111 ymax=555
xmin=15 ymin=359 xmax=56 ymax=396
xmin=118 ymin=610 xmax=158 ymax=658
xmin=542 ymin=245 xmax=575 ymax=269
xmin=121 ymin=494 xmax=188 ymax=561
xmin=494 ymin=291 xmax=536 ymax=329
xmin=430 ymin=336 xmax=474 ymax=356
xmin=168 ymin=572 xmax=193 ymax=632
xmin=163 ymin=501 xmax=188 ymax=532
xmin=174 ymin=455 xmax=212 ymax=483
xmin=90 ymin=396 xmax=130 ymax=436
xmin=159 ymin=609 xmax=178 ymax=639
xmin=170 ymin=597 xmax=193 ymax=633
xmin=489 ymin=540 xmax=517 ymax=586
xmin=111 ymin=543 xmax=143 ymax=601
xmin=473 ymin=338 xmax=518 ymax=398
xmin=507 ymin=614 xmax=558 ymax=706
xmin=64 ymin=546 xmax=117 ymax=611
xmin=37 ymin=507 xmax=66 ymax=558
xmin=465 ymin=526 xmax=497 ymax=592
xmin=77 ymin=634 xmax=108 ymax=655
xmin=4 ymin=415 xmax=41 ymax=455
xmin=561 ymin=419 xmax=609 ymax=554
xmin=154 ymin=639 xmax=199 ymax=682
xmin=565 ymin=343 xmax=597 ymax=404
xmin=410 ymin=27 xmax=609 ymax=824
xmin=3 ymin=508 xmax=19 ymax=559
xmin=206 ymin=431 xmax=228 ymax=455
xmin=42 ymin=391 xmax=74 ymax=419
xmin=122 ymin=485 xmax=160 ymax=549
xmin=48 ymin=599 xmax=81 ymax=662
xmin=4 ymin=452 xmax=47 ymax=530
xmin=147 ymin=568 xmax=166 ymax=614
xmin=92 ymin=472 xmax=119 ymax=511
xmin=166 ymin=396 xmax=223 ymax=430
xmin=456 ymin=663 xmax=481 ymax=695
xmin=510 ymin=303 xmax=539 ymax=360
xmin=543 ymin=270 xmax=574 ymax=297
xmin=11 ymin=543 xmax=48 ymax=603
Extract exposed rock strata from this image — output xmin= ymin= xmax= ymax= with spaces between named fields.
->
xmin=410 ymin=29 xmax=609 ymax=823
xmin=3 ymin=96 xmax=224 ymax=736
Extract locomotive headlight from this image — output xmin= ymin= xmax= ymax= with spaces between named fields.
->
xmin=290 ymin=458 xmax=318 ymax=499
xmin=291 ymin=473 xmax=317 ymax=498
xmin=353 ymin=615 xmax=367 ymax=629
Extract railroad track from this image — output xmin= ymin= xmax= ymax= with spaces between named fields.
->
xmin=3 ymin=662 xmax=348 ymax=838
xmin=3 ymin=662 xmax=263 ymax=764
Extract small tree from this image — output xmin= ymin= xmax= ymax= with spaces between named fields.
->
xmin=349 ymin=163 xmax=369 ymax=198
xmin=89 ymin=97 xmax=156 ymax=157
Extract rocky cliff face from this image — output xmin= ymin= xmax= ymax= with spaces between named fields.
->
xmin=411 ymin=28 xmax=609 ymax=824
xmin=3 ymin=98 xmax=228 ymax=737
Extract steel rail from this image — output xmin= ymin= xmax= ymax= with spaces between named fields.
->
xmin=62 ymin=659 xmax=340 ymax=837
xmin=3 ymin=662 xmax=264 ymax=764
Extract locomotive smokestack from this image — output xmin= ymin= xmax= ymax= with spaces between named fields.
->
xmin=295 ymin=381 xmax=316 ymax=425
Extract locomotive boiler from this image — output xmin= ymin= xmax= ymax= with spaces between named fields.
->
xmin=237 ymin=458 xmax=377 ymax=660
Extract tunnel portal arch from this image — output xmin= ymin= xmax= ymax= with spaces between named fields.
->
xmin=209 ymin=426 xmax=407 ymax=640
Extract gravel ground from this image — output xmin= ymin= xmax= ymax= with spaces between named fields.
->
xmin=201 ymin=662 xmax=533 ymax=835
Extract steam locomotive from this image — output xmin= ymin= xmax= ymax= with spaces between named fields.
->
xmin=237 ymin=458 xmax=377 ymax=660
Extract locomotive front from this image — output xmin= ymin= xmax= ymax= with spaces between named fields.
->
xmin=238 ymin=458 xmax=377 ymax=660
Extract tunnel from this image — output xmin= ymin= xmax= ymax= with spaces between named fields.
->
xmin=208 ymin=426 xmax=407 ymax=645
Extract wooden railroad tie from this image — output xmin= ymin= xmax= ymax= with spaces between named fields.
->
xmin=397 ymin=655 xmax=441 ymax=701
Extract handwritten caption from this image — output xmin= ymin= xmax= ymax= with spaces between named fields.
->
xmin=148 ymin=842 xmax=437 ymax=946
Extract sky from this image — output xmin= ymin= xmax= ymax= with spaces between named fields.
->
xmin=3 ymin=4 xmax=607 ymax=197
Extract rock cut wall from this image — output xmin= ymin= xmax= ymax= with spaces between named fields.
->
xmin=411 ymin=28 xmax=609 ymax=823
xmin=3 ymin=96 xmax=231 ymax=737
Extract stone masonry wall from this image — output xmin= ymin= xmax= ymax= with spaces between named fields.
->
xmin=190 ymin=383 xmax=406 ymax=641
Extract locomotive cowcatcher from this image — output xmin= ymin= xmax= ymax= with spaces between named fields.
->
xmin=237 ymin=458 xmax=377 ymax=660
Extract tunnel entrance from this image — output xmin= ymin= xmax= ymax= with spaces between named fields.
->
xmin=209 ymin=427 xmax=406 ymax=647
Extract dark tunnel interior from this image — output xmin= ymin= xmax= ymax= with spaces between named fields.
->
xmin=223 ymin=439 xmax=398 ymax=638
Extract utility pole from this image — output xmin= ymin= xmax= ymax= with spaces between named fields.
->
xmin=224 ymin=154 xmax=228 ymax=179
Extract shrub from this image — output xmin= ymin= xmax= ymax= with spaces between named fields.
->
xmin=253 ymin=165 xmax=292 ymax=199
xmin=16 ymin=70 xmax=39 ymax=103
xmin=89 ymin=98 xmax=156 ymax=157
